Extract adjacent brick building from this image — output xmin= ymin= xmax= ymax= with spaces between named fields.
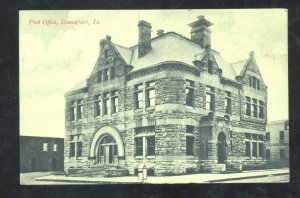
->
xmin=20 ymin=136 xmax=64 ymax=172
xmin=64 ymin=16 xmax=268 ymax=175
xmin=266 ymin=120 xmax=289 ymax=167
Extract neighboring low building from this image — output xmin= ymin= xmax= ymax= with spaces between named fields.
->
xmin=266 ymin=120 xmax=289 ymax=167
xmin=20 ymin=136 xmax=64 ymax=172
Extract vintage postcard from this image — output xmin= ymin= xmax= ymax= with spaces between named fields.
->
xmin=19 ymin=9 xmax=288 ymax=184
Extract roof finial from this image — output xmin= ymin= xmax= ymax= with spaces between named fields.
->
xmin=249 ymin=51 xmax=255 ymax=56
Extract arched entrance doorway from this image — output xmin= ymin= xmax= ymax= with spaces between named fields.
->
xmin=96 ymin=135 xmax=118 ymax=164
xmin=217 ymin=132 xmax=227 ymax=164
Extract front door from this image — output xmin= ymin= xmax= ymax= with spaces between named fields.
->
xmin=217 ymin=132 xmax=227 ymax=164
xmin=98 ymin=135 xmax=118 ymax=164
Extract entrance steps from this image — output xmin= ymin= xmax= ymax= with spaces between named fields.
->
xmin=67 ymin=164 xmax=117 ymax=177
xmin=67 ymin=164 xmax=129 ymax=177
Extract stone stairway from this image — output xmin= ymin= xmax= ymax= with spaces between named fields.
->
xmin=67 ymin=164 xmax=118 ymax=177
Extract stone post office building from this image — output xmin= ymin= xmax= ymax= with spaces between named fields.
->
xmin=64 ymin=16 xmax=268 ymax=175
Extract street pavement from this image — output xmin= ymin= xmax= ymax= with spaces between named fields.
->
xmin=27 ymin=168 xmax=289 ymax=184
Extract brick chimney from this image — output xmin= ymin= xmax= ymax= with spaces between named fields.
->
xmin=138 ymin=20 xmax=152 ymax=58
xmin=188 ymin=15 xmax=213 ymax=48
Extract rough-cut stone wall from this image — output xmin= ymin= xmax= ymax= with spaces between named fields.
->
xmin=156 ymin=78 xmax=185 ymax=105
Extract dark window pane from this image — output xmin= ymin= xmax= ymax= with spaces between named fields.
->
xmin=186 ymin=125 xmax=194 ymax=134
xmin=280 ymin=149 xmax=285 ymax=159
xmin=135 ymin=138 xmax=143 ymax=156
xmin=266 ymin=132 xmax=270 ymax=141
xmin=266 ymin=149 xmax=270 ymax=160
xmin=70 ymin=142 xmax=75 ymax=157
xmin=186 ymin=136 xmax=194 ymax=156
xmin=252 ymin=142 xmax=257 ymax=157
xmin=147 ymin=136 xmax=155 ymax=156
xmin=77 ymin=142 xmax=82 ymax=157
xmin=259 ymin=143 xmax=264 ymax=157
xmin=245 ymin=141 xmax=250 ymax=157
xmin=279 ymin=131 xmax=284 ymax=142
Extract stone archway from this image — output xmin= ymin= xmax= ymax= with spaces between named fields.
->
xmin=89 ymin=126 xmax=125 ymax=161
xmin=217 ymin=132 xmax=227 ymax=164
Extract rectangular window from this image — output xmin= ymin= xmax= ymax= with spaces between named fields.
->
xmin=280 ymin=149 xmax=285 ymax=160
xmin=186 ymin=80 xmax=194 ymax=107
xmin=225 ymin=91 xmax=231 ymax=114
xmin=147 ymin=136 xmax=155 ymax=156
xmin=252 ymin=142 xmax=257 ymax=157
xmin=245 ymin=96 xmax=251 ymax=116
xmin=70 ymin=101 xmax=76 ymax=121
xmin=186 ymin=125 xmax=194 ymax=134
xmin=207 ymin=60 xmax=213 ymax=74
xmin=135 ymin=137 xmax=143 ymax=156
xmin=259 ymin=100 xmax=264 ymax=119
xmin=284 ymin=120 xmax=289 ymax=130
xmin=97 ymin=70 xmax=102 ymax=82
xmin=245 ymin=141 xmax=250 ymax=157
xmin=77 ymin=142 xmax=82 ymax=157
xmin=249 ymin=76 xmax=252 ymax=87
xmin=252 ymin=76 xmax=257 ymax=89
xmin=135 ymin=84 xmax=143 ymax=109
xmin=104 ymin=49 xmax=108 ymax=58
xmin=206 ymin=86 xmax=215 ymax=111
xmin=94 ymin=95 xmax=101 ymax=117
xmin=146 ymin=81 xmax=155 ymax=107
xmin=43 ymin=143 xmax=48 ymax=152
xmin=279 ymin=131 xmax=284 ymax=142
xmin=245 ymin=133 xmax=251 ymax=140
xmin=266 ymin=149 xmax=270 ymax=160
xmin=186 ymin=136 xmax=194 ymax=156
xmin=77 ymin=99 xmax=83 ymax=120
xmin=69 ymin=142 xmax=75 ymax=157
xmin=103 ymin=68 xmax=109 ymax=81
xmin=252 ymin=98 xmax=258 ymax=117
xmin=111 ymin=91 xmax=119 ymax=113
xmin=53 ymin=144 xmax=57 ymax=152
xmin=110 ymin=67 xmax=115 ymax=79
xmin=259 ymin=143 xmax=264 ymax=157
xmin=103 ymin=93 xmax=110 ymax=115
xmin=266 ymin=132 xmax=270 ymax=141
xmin=205 ymin=140 xmax=208 ymax=159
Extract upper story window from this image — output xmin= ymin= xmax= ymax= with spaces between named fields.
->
xmin=103 ymin=93 xmax=110 ymax=115
xmin=111 ymin=91 xmax=119 ymax=113
xmin=206 ymin=86 xmax=215 ymax=111
xmin=43 ymin=143 xmax=48 ymax=152
xmin=249 ymin=76 xmax=260 ymax=90
xmin=104 ymin=49 xmax=109 ymax=58
xmin=186 ymin=125 xmax=194 ymax=134
xmin=110 ymin=66 xmax=115 ymax=79
xmin=97 ymin=71 xmax=102 ymax=82
xmin=103 ymin=69 xmax=109 ymax=81
xmin=225 ymin=91 xmax=231 ymax=115
xmin=207 ymin=60 xmax=213 ymax=74
xmin=185 ymin=80 xmax=194 ymax=107
xmin=53 ymin=144 xmax=57 ymax=152
xmin=252 ymin=98 xmax=258 ymax=118
xmin=135 ymin=84 xmax=144 ymax=109
xmin=245 ymin=96 xmax=264 ymax=119
xmin=146 ymin=81 xmax=155 ymax=107
xmin=258 ymin=100 xmax=264 ymax=118
xmin=77 ymin=99 xmax=83 ymax=120
xmin=284 ymin=121 xmax=289 ymax=130
xmin=245 ymin=97 xmax=251 ymax=116
xmin=70 ymin=100 xmax=84 ymax=121
xmin=279 ymin=131 xmax=284 ymax=143
xmin=266 ymin=132 xmax=270 ymax=141
xmin=94 ymin=95 xmax=101 ymax=117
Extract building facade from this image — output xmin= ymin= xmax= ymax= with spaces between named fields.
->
xmin=64 ymin=16 xmax=268 ymax=175
xmin=20 ymin=136 xmax=64 ymax=173
xmin=266 ymin=120 xmax=289 ymax=167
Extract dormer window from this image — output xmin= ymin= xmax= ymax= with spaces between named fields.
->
xmin=104 ymin=49 xmax=109 ymax=58
xmin=103 ymin=69 xmax=109 ymax=81
xmin=249 ymin=76 xmax=260 ymax=90
xmin=207 ymin=60 xmax=213 ymax=74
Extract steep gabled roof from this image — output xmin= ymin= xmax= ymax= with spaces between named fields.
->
xmin=212 ymin=51 xmax=237 ymax=80
xmin=231 ymin=59 xmax=247 ymax=76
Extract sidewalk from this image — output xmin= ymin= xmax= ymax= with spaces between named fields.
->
xmin=35 ymin=168 xmax=289 ymax=184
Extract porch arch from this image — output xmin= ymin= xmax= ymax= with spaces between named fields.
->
xmin=89 ymin=126 xmax=124 ymax=157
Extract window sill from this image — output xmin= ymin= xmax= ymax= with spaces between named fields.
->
xmin=146 ymin=156 xmax=155 ymax=159
xmin=134 ymin=156 xmax=144 ymax=159
xmin=146 ymin=106 xmax=155 ymax=111
xmin=134 ymin=109 xmax=143 ymax=113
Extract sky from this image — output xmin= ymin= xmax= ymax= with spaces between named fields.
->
xmin=19 ymin=9 xmax=288 ymax=138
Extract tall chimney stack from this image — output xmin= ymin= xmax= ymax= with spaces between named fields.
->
xmin=138 ymin=20 xmax=152 ymax=58
xmin=188 ymin=15 xmax=213 ymax=48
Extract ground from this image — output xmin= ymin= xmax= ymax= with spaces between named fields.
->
xmin=20 ymin=168 xmax=289 ymax=185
